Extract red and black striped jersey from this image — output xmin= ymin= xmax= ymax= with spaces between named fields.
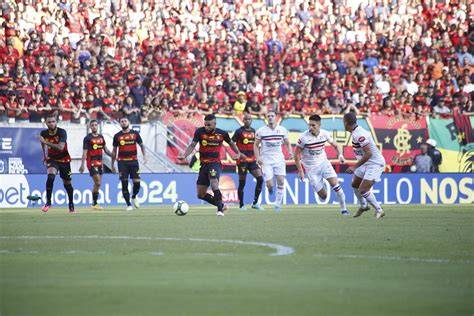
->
xmin=40 ymin=127 xmax=71 ymax=163
xmin=231 ymin=127 xmax=256 ymax=163
xmin=113 ymin=130 xmax=143 ymax=161
xmin=193 ymin=127 xmax=231 ymax=164
xmin=83 ymin=133 xmax=106 ymax=168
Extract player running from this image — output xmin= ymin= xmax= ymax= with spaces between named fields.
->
xmin=37 ymin=114 xmax=75 ymax=213
xmin=343 ymin=112 xmax=386 ymax=219
xmin=294 ymin=114 xmax=349 ymax=215
xmin=79 ymin=119 xmax=113 ymax=210
xmin=254 ymin=110 xmax=293 ymax=212
xmin=111 ymin=117 xmax=147 ymax=211
xmin=231 ymin=113 xmax=264 ymax=211
xmin=178 ymin=114 xmax=245 ymax=217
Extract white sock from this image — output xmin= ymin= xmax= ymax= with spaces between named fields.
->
xmin=333 ymin=185 xmax=346 ymax=211
xmin=362 ymin=191 xmax=383 ymax=212
xmin=275 ymin=185 xmax=284 ymax=207
xmin=354 ymin=188 xmax=367 ymax=208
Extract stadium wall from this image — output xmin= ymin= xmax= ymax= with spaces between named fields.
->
xmin=0 ymin=173 xmax=472 ymax=209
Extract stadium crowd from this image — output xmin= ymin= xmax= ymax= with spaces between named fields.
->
xmin=0 ymin=0 xmax=473 ymax=124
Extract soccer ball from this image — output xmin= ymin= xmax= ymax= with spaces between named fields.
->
xmin=173 ymin=200 xmax=189 ymax=216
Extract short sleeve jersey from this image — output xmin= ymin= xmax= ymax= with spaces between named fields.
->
xmin=113 ymin=130 xmax=143 ymax=161
xmin=255 ymin=125 xmax=289 ymax=164
xmin=83 ymin=133 xmax=106 ymax=167
xmin=351 ymin=126 xmax=385 ymax=166
xmin=296 ymin=129 xmax=333 ymax=167
xmin=40 ymin=127 xmax=71 ymax=163
xmin=193 ymin=127 xmax=231 ymax=164
xmin=231 ymin=126 xmax=256 ymax=163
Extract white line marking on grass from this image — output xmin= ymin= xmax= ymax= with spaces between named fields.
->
xmin=313 ymin=253 xmax=474 ymax=264
xmin=149 ymin=252 xmax=164 ymax=256
xmin=0 ymin=236 xmax=295 ymax=256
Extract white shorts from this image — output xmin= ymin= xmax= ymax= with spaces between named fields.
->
xmin=354 ymin=164 xmax=384 ymax=182
xmin=306 ymin=161 xmax=337 ymax=192
xmin=262 ymin=161 xmax=286 ymax=181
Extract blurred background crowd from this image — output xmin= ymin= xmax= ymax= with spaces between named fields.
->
xmin=0 ymin=0 xmax=473 ymax=124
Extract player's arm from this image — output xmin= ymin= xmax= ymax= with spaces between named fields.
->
xmin=140 ymin=143 xmax=147 ymax=164
xmin=110 ymin=146 xmax=117 ymax=173
xmin=254 ymin=138 xmax=263 ymax=166
xmin=355 ymin=145 xmax=372 ymax=168
xmin=79 ymin=149 xmax=87 ymax=173
xmin=294 ymin=146 xmax=305 ymax=181
xmin=284 ymin=137 xmax=293 ymax=160
xmin=37 ymin=136 xmax=66 ymax=151
xmin=225 ymin=131 xmax=245 ymax=160
xmin=328 ymin=140 xmax=345 ymax=163
xmin=178 ymin=141 xmax=198 ymax=160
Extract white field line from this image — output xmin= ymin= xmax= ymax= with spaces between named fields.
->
xmin=0 ymin=235 xmax=295 ymax=256
xmin=313 ymin=253 xmax=474 ymax=264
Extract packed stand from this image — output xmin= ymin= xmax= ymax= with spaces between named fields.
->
xmin=0 ymin=0 xmax=473 ymax=124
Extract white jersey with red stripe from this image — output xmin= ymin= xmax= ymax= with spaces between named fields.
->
xmin=296 ymin=129 xmax=333 ymax=168
xmin=256 ymin=124 xmax=289 ymax=164
xmin=351 ymin=126 xmax=385 ymax=166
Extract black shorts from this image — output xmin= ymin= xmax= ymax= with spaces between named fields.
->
xmin=237 ymin=161 xmax=259 ymax=175
xmin=47 ymin=160 xmax=72 ymax=180
xmin=88 ymin=166 xmax=103 ymax=177
xmin=197 ymin=162 xmax=222 ymax=186
xmin=118 ymin=160 xmax=140 ymax=181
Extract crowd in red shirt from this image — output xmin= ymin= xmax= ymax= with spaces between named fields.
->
xmin=0 ymin=0 xmax=473 ymax=124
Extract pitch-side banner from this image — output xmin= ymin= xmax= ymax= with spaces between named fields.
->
xmin=1 ymin=173 xmax=472 ymax=209
xmin=0 ymin=128 xmax=44 ymax=174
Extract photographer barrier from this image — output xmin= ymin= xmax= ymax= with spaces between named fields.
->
xmin=1 ymin=173 xmax=472 ymax=209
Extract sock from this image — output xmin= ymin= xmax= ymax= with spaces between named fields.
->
xmin=132 ymin=181 xmax=140 ymax=198
xmin=121 ymin=180 xmax=131 ymax=206
xmin=354 ymin=188 xmax=367 ymax=208
xmin=92 ymin=192 xmax=99 ymax=205
xmin=253 ymin=176 xmax=263 ymax=205
xmin=238 ymin=179 xmax=246 ymax=207
xmin=201 ymin=193 xmax=218 ymax=206
xmin=332 ymin=184 xmax=346 ymax=211
xmin=362 ymin=191 xmax=383 ymax=212
xmin=275 ymin=185 xmax=284 ymax=207
xmin=45 ymin=174 xmax=55 ymax=205
xmin=213 ymin=189 xmax=223 ymax=212
xmin=64 ymin=183 xmax=74 ymax=205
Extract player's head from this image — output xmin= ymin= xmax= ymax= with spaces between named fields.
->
xmin=119 ymin=117 xmax=130 ymax=130
xmin=243 ymin=113 xmax=252 ymax=128
xmin=308 ymin=114 xmax=321 ymax=134
xmin=204 ymin=114 xmax=216 ymax=132
xmin=266 ymin=110 xmax=277 ymax=125
xmin=45 ymin=114 xmax=57 ymax=131
xmin=89 ymin=119 xmax=99 ymax=133
xmin=343 ymin=112 xmax=357 ymax=131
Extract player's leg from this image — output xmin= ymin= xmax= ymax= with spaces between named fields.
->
xmin=196 ymin=164 xmax=219 ymax=206
xmin=262 ymin=162 xmax=275 ymax=195
xmin=91 ymin=166 xmax=104 ymax=209
xmin=42 ymin=163 xmax=58 ymax=212
xmin=326 ymin=177 xmax=349 ymax=215
xmin=208 ymin=163 xmax=224 ymax=215
xmin=359 ymin=165 xmax=385 ymax=218
xmin=250 ymin=164 xmax=264 ymax=210
xmin=130 ymin=161 xmax=141 ymax=208
xmin=118 ymin=161 xmax=132 ymax=210
xmin=274 ymin=161 xmax=286 ymax=212
xmin=237 ymin=163 xmax=248 ymax=210
xmin=59 ymin=163 xmax=75 ymax=213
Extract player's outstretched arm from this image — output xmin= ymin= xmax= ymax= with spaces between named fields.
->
xmin=178 ymin=141 xmax=198 ymax=160
xmin=229 ymin=141 xmax=246 ymax=160
xmin=284 ymin=138 xmax=293 ymax=160
xmin=329 ymin=140 xmax=345 ymax=163
xmin=254 ymin=138 xmax=262 ymax=165
xmin=37 ymin=135 xmax=66 ymax=152
xmin=347 ymin=146 xmax=373 ymax=173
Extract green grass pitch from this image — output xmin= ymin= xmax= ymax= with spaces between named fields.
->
xmin=1 ymin=204 xmax=473 ymax=316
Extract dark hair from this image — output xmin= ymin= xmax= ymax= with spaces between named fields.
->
xmin=309 ymin=114 xmax=321 ymax=122
xmin=204 ymin=114 xmax=216 ymax=121
xmin=89 ymin=119 xmax=98 ymax=125
xmin=46 ymin=114 xmax=57 ymax=121
xmin=267 ymin=110 xmax=277 ymax=115
xmin=343 ymin=112 xmax=357 ymax=125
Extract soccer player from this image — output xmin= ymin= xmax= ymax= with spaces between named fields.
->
xmin=254 ymin=110 xmax=293 ymax=212
xmin=177 ymin=114 xmax=245 ymax=217
xmin=37 ymin=114 xmax=75 ymax=213
xmin=231 ymin=113 xmax=264 ymax=210
xmin=111 ymin=117 xmax=147 ymax=211
xmin=79 ymin=119 xmax=113 ymax=209
xmin=294 ymin=115 xmax=349 ymax=215
xmin=343 ymin=112 xmax=386 ymax=219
